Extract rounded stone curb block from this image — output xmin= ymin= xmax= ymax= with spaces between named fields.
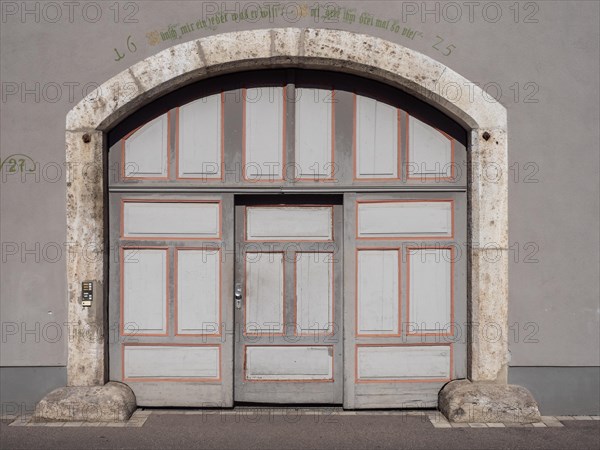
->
xmin=439 ymin=380 xmax=541 ymax=423
xmin=33 ymin=382 xmax=136 ymax=423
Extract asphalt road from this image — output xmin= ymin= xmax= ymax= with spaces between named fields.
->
xmin=2 ymin=414 xmax=599 ymax=450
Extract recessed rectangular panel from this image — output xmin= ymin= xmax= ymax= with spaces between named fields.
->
xmin=356 ymin=96 xmax=398 ymax=178
xmin=295 ymin=88 xmax=333 ymax=178
xmin=245 ymin=346 xmax=333 ymax=380
xmin=177 ymin=249 xmax=220 ymax=335
xmin=246 ymin=206 xmax=333 ymax=241
xmin=244 ymin=87 xmax=284 ymax=180
xmin=124 ymin=113 xmax=168 ymax=178
xmin=357 ymin=201 xmax=452 ymax=238
xmin=124 ymin=346 xmax=220 ymax=380
xmin=357 ymin=346 xmax=451 ymax=381
xmin=245 ymin=252 xmax=284 ymax=333
xmin=122 ymin=249 xmax=167 ymax=334
xmin=408 ymin=248 xmax=452 ymax=333
xmin=123 ymin=201 xmax=220 ymax=239
xmin=357 ymin=250 xmax=399 ymax=335
xmin=296 ymin=253 xmax=333 ymax=333
xmin=178 ymin=95 xmax=222 ymax=178
xmin=408 ymin=116 xmax=452 ymax=177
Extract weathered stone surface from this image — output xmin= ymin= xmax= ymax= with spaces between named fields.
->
xmin=34 ymin=382 xmax=136 ymax=422
xmin=65 ymin=131 xmax=105 ymax=386
xmin=129 ymin=40 xmax=206 ymax=101
xmin=469 ymin=249 xmax=509 ymax=382
xmin=470 ymin=127 xmax=509 ymax=249
xmin=439 ymin=380 xmax=541 ymax=423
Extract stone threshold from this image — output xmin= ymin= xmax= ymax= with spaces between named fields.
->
xmin=8 ymin=409 xmax=151 ymax=428
xmin=7 ymin=408 xmax=599 ymax=428
xmin=430 ymin=414 xmax=600 ymax=429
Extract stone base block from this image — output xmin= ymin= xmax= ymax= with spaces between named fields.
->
xmin=34 ymin=382 xmax=136 ymax=422
xmin=439 ymin=380 xmax=541 ymax=423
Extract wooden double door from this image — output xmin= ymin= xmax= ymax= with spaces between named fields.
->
xmin=109 ymin=193 xmax=465 ymax=407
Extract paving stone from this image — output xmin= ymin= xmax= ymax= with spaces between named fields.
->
xmin=573 ymin=416 xmax=593 ymax=420
xmin=486 ymin=423 xmax=506 ymax=428
xmin=469 ymin=423 xmax=488 ymax=428
xmin=541 ymin=416 xmax=559 ymax=422
xmin=532 ymin=422 xmax=547 ymax=427
xmin=8 ymin=417 xmax=31 ymax=427
xmin=63 ymin=422 xmax=84 ymax=427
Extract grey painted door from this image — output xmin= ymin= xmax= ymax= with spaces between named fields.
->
xmin=108 ymin=192 xmax=234 ymax=407
xmin=233 ymin=201 xmax=344 ymax=403
xmin=343 ymin=192 xmax=467 ymax=408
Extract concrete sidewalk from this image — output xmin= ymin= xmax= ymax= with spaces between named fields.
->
xmin=2 ymin=409 xmax=599 ymax=450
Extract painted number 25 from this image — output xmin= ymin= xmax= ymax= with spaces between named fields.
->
xmin=432 ymin=35 xmax=456 ymax=56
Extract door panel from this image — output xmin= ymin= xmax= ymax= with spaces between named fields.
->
xmin=244 ymin=251 xmax=285 ymax=334
xmin=109 ymin=193 xmax=234 ymax=407
xmin=344 ymin=192 xmax=466 ymax=409
xmin=234 ymin=202 xmax=343 ymax=404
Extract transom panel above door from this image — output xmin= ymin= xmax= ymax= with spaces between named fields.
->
xmin=234 ymin=197 xmax=344 ymax=403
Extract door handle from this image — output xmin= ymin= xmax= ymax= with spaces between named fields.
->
xmin=235 ymin=284 xmax=242 ymax=309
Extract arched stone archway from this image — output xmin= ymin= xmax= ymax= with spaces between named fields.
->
xmin=41 ymin=28 xmax=538 ymax=423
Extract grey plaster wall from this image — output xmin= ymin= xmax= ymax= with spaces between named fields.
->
xmin=0 ymin=367 xmax=67 ymax=416
xmin=1 ymin=1 xmax=598 ymax=372
xmin=509 ymin=367 xmax=600 ymax=415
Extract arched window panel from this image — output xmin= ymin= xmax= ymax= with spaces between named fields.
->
xmin=177 ymin=93 xmax=223 ymax=180
xmin=295 ymin=88 xmax=334 ymax=180
xmin=354 ymin=95 xmax=400 ymax=180
xmin=122 ymin=113 xmax=169 ymax=179
xmin=407 ymin=115 xmax=454 ymax=180
xmin=111 ymin=70 xmax=467 ymax=187
xmin=243 ymin=87 xmax=285 ymax=182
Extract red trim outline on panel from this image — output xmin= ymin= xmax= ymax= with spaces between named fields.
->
xmin=405 ymin=112 xmax=456 ymax=182
xmin=243 ymin=251 xmax=286 ymax=336
xmin=293 ymin=251 xmax=335 ymax=336
xmin=243 ymin=345 xmax=335 ymax=383
xmin=242 ymin=86 xmax=286 ymax=182
xmin=296 ymin=89 xmax=336 ymax=182
xmin=352 ymin=93 xmax=402 ymax=181
xmin=354 ymin=343 xmax=453 ymax=384
xmin=355 ymin=199 xmax=454 ymax=241
xmin=406 ymin=246 xmax=455 ymax=337
xmin=243 ymin=204 xmax=335 ymax=243
xmin=122 ymin=343 xmax=221 ymax=383
xmin=120 ymin=198 xmax=223 ymax=241
xmin=175 ymin=92 xmax=225 ymax=181
xmin=120 ymin=246 xmax=169 ymax=337
xmin=174 ymin=246 xmax=222 ymax=337
xmin=121 ymin=111 xmax=171 ymax=181
xmin=355 ymin=247 xmax=402 ymax=337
